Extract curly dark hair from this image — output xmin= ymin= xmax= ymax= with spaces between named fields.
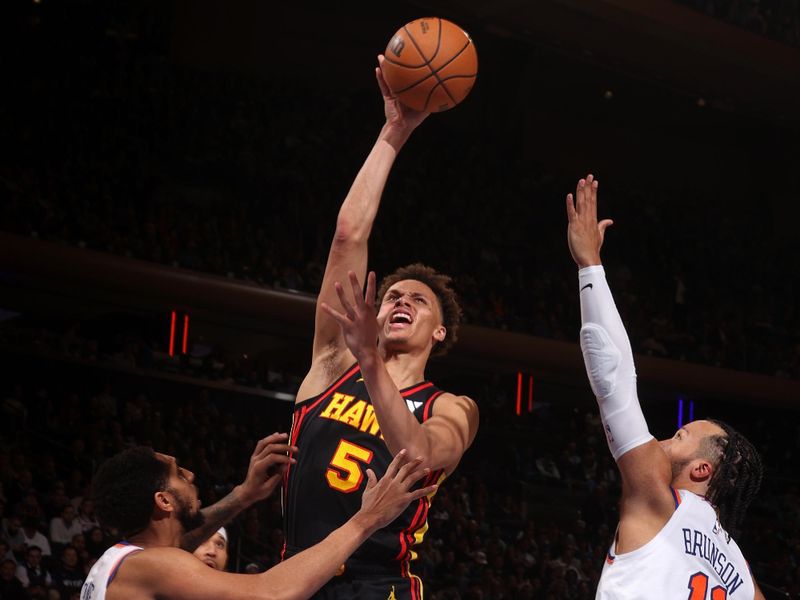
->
xmin=93 ymin=446 xmax=170 ymax=538
xmin=377 ymin=263 xmax=463 ymax=356
xmin=700 ymin=420 xmax=763 ymax=539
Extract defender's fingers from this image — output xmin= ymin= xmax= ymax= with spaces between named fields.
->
xmin=365 ymin=468 xmax=378 ymax=489
xmin=575 ymin=178 xmax=587 ymax=213
xmin=566 ymin=193 xmax=577 ymax=221
xmin=384 ymin=449 xmax=408 ymax=479
xmin=403 ymin=465 xmax=432 ymax=490
xmin=408 ymin=484 xmax=438 ymax=501
xmin=253 ymin=433 xmax=286 ymax=457
xmin=396 ymin=457 xmax=425 ymax=483
xmin=253 ymin=443 xmax=296 ymax=460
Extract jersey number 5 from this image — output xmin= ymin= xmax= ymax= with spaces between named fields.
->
xmin=326 ymin=440 xmax=373 ymax=493
xmin=688 ymin=572 xmax=727 ymax=600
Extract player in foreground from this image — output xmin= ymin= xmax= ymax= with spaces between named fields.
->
xmin=566 ymin=175 xmax=764 ymax=599
xmin=283 ymin=59 xmax=479 ymax=599
xmin=81 ymin=437 xmax=434 ymax=600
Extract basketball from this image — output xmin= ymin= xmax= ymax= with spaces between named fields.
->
xmin=381 ymin=17 xmax=478 ymax=113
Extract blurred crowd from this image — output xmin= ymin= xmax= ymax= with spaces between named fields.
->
xmin=2 ymin=0 xmax=798 ymax=382
xmin=1 ymin=360 xmax=799 ymax=598
xmin=680 ymin=0 xmax=800 ymax=45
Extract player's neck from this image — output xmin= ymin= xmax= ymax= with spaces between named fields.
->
xmin=671 ymin=476 xmax=710 ymax=498
xmin=381 ymin=348 xmax=428 ymax=388
xmin=128 ymin=520 xmax=183 ymax=549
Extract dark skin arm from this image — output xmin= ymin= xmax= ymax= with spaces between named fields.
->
xmin=180 ymin=433 xmax=296 ymax=552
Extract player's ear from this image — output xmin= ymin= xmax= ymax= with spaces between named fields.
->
xmin=433 ymin=325 xmax=446 ymax=343
xmin=689 ymin=459 xmax=713 ymax=483
xmin=154 ymin=491 xmax=174 ymax=514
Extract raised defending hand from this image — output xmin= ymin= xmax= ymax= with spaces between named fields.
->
xmin=377 ymin=55 xmax=429 ymax=135
xmin=357 ymin=449 xmax=437 ymax=530
xmin=320 ymin=271 xmax=379 ymax=363
xmin=236 ymin=433 xmax=298 ymax=506
xmin=566 ymin=174 xmax=614 ymax=268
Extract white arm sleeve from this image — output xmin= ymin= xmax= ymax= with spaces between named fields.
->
xmin=579 ymin=265 xmax=653 ymax=460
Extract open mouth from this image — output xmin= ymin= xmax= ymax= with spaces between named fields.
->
xmin=389 ymin=310 xmax=413 ymax=329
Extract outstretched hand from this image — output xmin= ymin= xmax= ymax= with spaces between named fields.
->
xmin=376 ymin=55 xmax=429 ymax=135
xmin=320 ymin=271 xmax=379 ymax=363
xmin=236 ymin=433 xmax=298 ymax=506
xmin=566 ymin=174 xmax=613 ymax=268
xmin=358 ymin=449 xmax=437 ymax=531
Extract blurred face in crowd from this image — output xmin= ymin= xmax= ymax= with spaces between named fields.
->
xmin=62 ymin=547 xmax=79 ymax=568
xmin=1 ymin=560 xmax=16 ymax=580
xmin=193 ymin=531 xmax=228 ymax=570
xmin=377 ymin=280 xmax=446 ymax=356
xmin=27 ymin=547 xmax=42 ymax=567
xmin=62 ymin=504 xmax=76 ymax=523
xmin=659 ymin=420 xmax=725 ymax=486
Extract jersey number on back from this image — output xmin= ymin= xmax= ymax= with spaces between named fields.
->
xmin=326 ymin=440 xmax=373 ymax=493
xmin=688 ymin=572 xmax=727 ymax=600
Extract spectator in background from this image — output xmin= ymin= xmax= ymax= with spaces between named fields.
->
xmin=2 ymin=517 xmax=26 ymax=559
xmin=20 ymin=518 xmax=50 ymax=558
xmin=49 ymin=506 xmax=81 ymax=550
xmin=14 ymin=545 xmax=51 ymax=590
xmin=74 ymin=500 xmax=98 ymax=534
xmin=0 ymin=558 xmax=26 ymax=600
xmin=50 ymin=545 xmax=83 ymax=600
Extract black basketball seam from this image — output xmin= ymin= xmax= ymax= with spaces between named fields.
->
xmin=402 ymin=24 xmax=434 ymax=67
xmin=405 ymin=19 xmax=457 ymax=106
xmin=383 ymin=52 xmax=428 ymax=70
xmin=396 ymin=48 xmax=474 ymax=99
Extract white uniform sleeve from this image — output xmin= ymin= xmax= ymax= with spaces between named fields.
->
xmin=578 ymin=265 xmax=653 ymax=460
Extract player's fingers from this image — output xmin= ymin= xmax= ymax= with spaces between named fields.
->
xmin=589 ymin=176 xmax=598 ymax=208
xmin=408 ymin=484 xmax=438 ymax=501
xmin=252 ymin=433 xmax=287 ymax=457
xmin=334 ymin=282 xmax=356 ymax=318
xmin=403 ymin=465 xmax=432 ymax=491
xmin=598 ymin=219 xmax=614 ymax=245
xmin=321 ymin=302 xmax=349 ymax=326
xmin=348 ymin=271 xmax=364 ymax=308
xmin=575 ymin=178 xmax=587 ymax=213
xmin=253 ymin=439 xmax=293 ymax=459
xmin=384 ymin=449 xmax=408 ymax=479
xmin=365 ymin=271 xmax=377 ymax=309
xmin=566 ymin=193 xmax=577 ymax=221
xmin=396 ymin=457 xmax=424 ymax=485
xmin=376 ymin=57 xmax=393 ymax=97
xmin=365 ymin=468 xmax=378 ymax=490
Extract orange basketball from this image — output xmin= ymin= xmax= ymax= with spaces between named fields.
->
xmin=382 ymin=17 xmax=478 ymax=113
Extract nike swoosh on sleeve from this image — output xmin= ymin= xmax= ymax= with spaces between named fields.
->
xmin=580 ymin=283 xmax=593 ymax=292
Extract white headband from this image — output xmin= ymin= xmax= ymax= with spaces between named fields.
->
xmin=216 ymin=527 xmax=227 ymax=544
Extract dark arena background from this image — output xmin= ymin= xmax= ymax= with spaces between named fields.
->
xmin=1 ymin=0 xmax=800 ymax=598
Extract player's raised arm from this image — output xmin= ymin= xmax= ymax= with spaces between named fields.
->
xmin=566 ymin=175 xmax=677 ymax=551
xmin=113 ymin=452 xmax=436 ymax=600
xmin=299 ymin=59 xmax=429 ymax=402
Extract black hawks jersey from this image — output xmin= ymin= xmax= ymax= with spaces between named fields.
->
xmin=283 ymin=363 xmax=447 ymax=570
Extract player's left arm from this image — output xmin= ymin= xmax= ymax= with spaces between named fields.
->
xmin=179 ymin=433 xmax=297 ymax=551
xmin=321 ymin=271 xmax=479 ymax=474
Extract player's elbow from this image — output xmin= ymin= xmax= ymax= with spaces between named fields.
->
xmin=333 ymin=217 xmax=369 ymax=246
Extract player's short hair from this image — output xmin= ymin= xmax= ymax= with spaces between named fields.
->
xmin=93 ymin=446 xmax=170 ymax=538
xmin=378 ymin=263 xmax=463 ymax=356
xmin=701 ymin=420 xmax=763 ymax=538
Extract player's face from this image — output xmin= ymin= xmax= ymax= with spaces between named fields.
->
xmin=155 ymin=453 xmax=204 ymax=530
xmin=193 ymin=532 xmax=228 ymax=570
xmin=376 ymin=279 xmax=446 ymax=354
xmin=659 ymin=420 xmax=725 ymax=483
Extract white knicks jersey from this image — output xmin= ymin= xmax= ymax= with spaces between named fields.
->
xmin=80 ymin=542 xmax=143 ymax=600
xmin=597 ymin=488 xmax=754 ymax=600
